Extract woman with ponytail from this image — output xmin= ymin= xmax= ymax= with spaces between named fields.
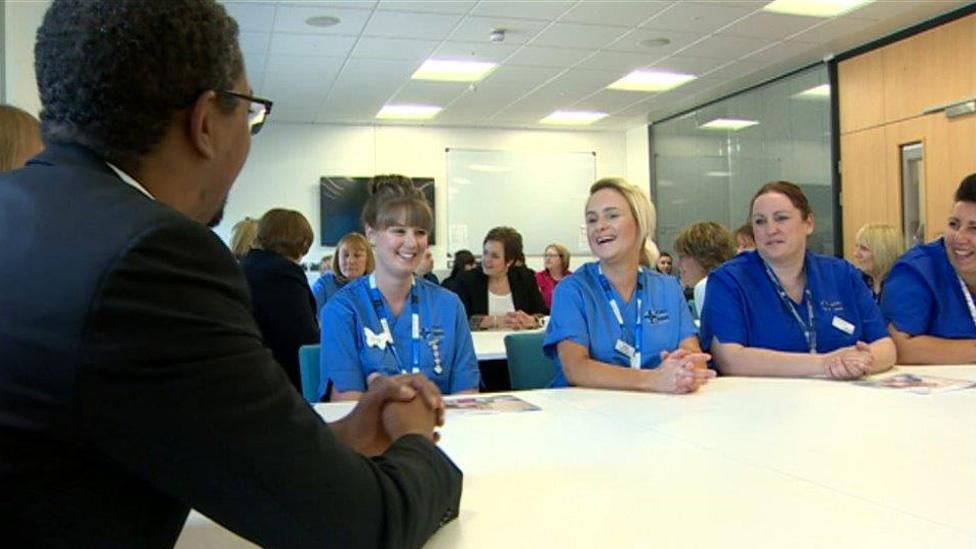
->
xmin=542 ymin=177 xmax=714 ymax=393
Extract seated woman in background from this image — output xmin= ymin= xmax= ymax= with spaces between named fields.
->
xmin=881 ymin=173 xmax=976 ymax=364
xmin=456 ymin=226 xmax=547 ymax=330
xmin=700 ymin=181 xmax=895 ymax=379
xmin=853 ymin=223 xmax=904 ymax=303
xmin=241 ymin=209 xmax=319 ymax=391
xmin=311 ymin=232 xmax=373 ymax=313
xmin=654 ymin=251 xmax=674 ymax=276
xmin=229 ymin=216 xmax=257 ymax=261
xmin=673 ymin=221 xmax=736 ymax=318
xmin=0 ymin=104 xmax=43 ymax=173
xmin=536 ymin=243 xmax=572 ymax=310
xmin=734 ymin=223 xmax=756 ymax=253
xmin=321 ymin=175 xmax=480 ymax=401
xmin=440 ymin=249 xmax=476 ymax=294
xmin=415 ymin=249 xmax=439 ymax=284
xmin=543 ymin=177 xmax=713 ymax=394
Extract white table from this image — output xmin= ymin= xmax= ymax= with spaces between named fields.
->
xmin=471 ymin=329 xmax=543 ymax=360
xmin=177 ymin=366 xmax=976 ymax=548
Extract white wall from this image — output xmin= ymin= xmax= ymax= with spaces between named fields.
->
xmin=3 ymin=0 xmax=47 ymax=114
xmin=222 ymin=122 xmax=639 ymax=273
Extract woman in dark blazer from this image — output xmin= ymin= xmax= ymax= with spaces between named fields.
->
xmin=241 ymin=208 xmax=319 ymax=391
xmin=456 ymin=226 xmax=547 ymax=330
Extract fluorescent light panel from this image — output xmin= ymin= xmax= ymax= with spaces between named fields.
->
xmin=412 ymin=59 xmax=497 ymax=82
xmin=540 ymin=110 xmax=608 ymax=126
xmin=376 ymin=104 xmax=441 ymax=120
xmin=607 ymin=70 xmax=696 ymax=92
xmin=763 ymin=0 xmax=873 ymax=17
xmin=699 ymin=118 xmax=759 ymax=131
xmin=795 ymin=84 xmax=831 ymax=99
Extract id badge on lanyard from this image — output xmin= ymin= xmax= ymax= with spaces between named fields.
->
xmin=598 ymin=266 xmax=644 ymax=369
xmin=367 ymin=275 xmax=422 ymax=375
xmin=763 ymin=262 xmax=817 ymax=354
xmin=957 ymin=274 xmax=976 ymax=331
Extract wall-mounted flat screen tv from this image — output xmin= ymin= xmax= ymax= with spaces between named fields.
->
xmin=319 ymin=176 xmax=436 ymax=246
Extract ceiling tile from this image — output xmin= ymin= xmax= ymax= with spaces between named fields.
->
xmin=470 ymin=1 xmax=575 ymax=20
xmin=843 ymin=0 xmax=954 ymax=22
xmin=279 ymin=1 xmax=378 ymax=10
xmin=243 ymin=54 xmax=267 ymax=78
xmin=222 ymin=1 xmax=277 ymax=33
xmin=505 ymin=46 xmax=593 ymax=68
xmin=338 ymin=57 xmax=421 ymax=81
xmin=560 ymin=1 xmax=674 ymax=27
xmin=531 ymin=22 xmax=630 ymax=49
xmin=431 ymin=40 xmax=520 ymax=63
xmin=269 ymin=33 xmax=357 ymax=56
xmin=363 ymin=10 xmax=464 ymax=39
xmin=272 ymin=5 xmax=373 ymax=35
xmin=350 ymin=36 xmax=439 ymax=61
xmin=473 ymin=65 xmax=563 ymax=92
xmin=720 ymin=11 xmax=824 ymax=41
xmin=239 ymin=31 xmax=272 ymax=55
xmin=786 ymin=16 xmax=877 ymax=47
xmin=448 ymin=16 xmax=549 ymax=44
xmin=576 ymin=50 xmax=666 ymax=72
xmin=649 ymin=55 xmax=732 ymax=75
xmin=605 ymin=28 xmax=703 ymax=55
xmin=264 ymin=54 xmax=347 ymax=75
xmin=376 ymin=0 xmax=477 ymax=14
xmin=640 ymin=1 xmax=760 ymax=34
xmin=738 ymin=40 xmax=825 ymax=69
xmin=389 ymin=80 xmax=471 ymax=105
xmin=570 ymin=89 xmax=650 ymax=113
xmin=677 ymin=34 xmax=771 ymax=60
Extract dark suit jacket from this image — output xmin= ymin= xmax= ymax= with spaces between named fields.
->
xmin=241 ymin=248 xmax=319 ymax=390
xmin=456 ymin=266 xmax=548 ymax=317
xmin=0 ymin=144 xmax=461 ymax=548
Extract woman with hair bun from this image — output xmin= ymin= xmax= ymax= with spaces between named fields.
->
xmin=543 ymin=177 xmax=713 ymax=393
xmin=320 ymin=174 xmax=480 ymax=401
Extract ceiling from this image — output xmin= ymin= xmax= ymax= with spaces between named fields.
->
xmin=224 ymin=0 xmax=973 ymax=132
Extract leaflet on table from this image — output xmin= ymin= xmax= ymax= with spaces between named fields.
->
xmin=445 ymin=394 xmax=541 ymax=415
xmin=854 ymin=373 xmax=976 ymax=395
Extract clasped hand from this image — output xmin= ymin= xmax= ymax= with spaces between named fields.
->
xmin=823 ymin=341 xmax=875 ymax=380
xmin=645 ymin=349 xmax=715 ymax=394
xmin=332 ymin=373 xmax=445 ymax=457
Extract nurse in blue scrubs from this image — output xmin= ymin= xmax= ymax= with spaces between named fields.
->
xmin=543 ymin=177 xmax=714 ymax=394
xmin=700 ymin=181 xmax=896 ymax=378
xmin=311 ymin=232 xmax=373 ymax=314
xmin=320 ymin=175 xmax=480 ymax=401
xmin=881 ymin=173 xmax=976 ymax=364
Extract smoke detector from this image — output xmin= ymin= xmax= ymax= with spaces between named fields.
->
xmin=489 ymin=29 xmax=506 ymax=43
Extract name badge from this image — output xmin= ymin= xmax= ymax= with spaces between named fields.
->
xmin=831 ymin=315 xmax=855 ymax=335
xmin=615 ymin=339 xmax=635 ymax=359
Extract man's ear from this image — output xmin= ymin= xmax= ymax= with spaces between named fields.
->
xmin=187 ymin=90 xmax=218 ymax=160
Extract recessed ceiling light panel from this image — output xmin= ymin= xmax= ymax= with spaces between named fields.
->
xmin=540 ymin=110 xmax=608 ymax=126
xmin=699 ymin=118 xmax=759 ymax=131
xmin=763 ymin=0 xmax=873 ymax=17
xmin=412 ymin=59 xmax=498 ymax=82
xmin=376 ymin=104 xmax=442 ymax=120
xmin=795 ymin=84 xmax=831 ymax=99
xmin=607 ymin=70 xmax=696 ymax=92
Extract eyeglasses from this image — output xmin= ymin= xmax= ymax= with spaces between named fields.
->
xmin=543 ymin=253 xmax=562 ymax=259
xmin=219 ymin=90 xmax=274 ymax=135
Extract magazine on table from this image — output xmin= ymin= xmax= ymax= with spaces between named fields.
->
xmin=855 ymin=373 xmax=976 ymax=395
xmin=445 ymin=394 xmax=541 ymax=415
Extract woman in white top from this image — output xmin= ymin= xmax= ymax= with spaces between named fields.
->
xmin=673 ymin=221 xmax=737 ymax=318
xmin=455 ymin=226 xmax=547 ymax=330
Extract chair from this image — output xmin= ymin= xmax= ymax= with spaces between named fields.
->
xmin=298 ymin=344 xmax=321 ymax=403
xmin=504 ymin=332 xmax=556 ymax=390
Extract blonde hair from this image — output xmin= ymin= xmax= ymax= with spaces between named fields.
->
xmin=254 ymin=208 xmax=314 ymax=260
xmin=229 ymin=217 xmax=258 ymax=260
xmin=332 ymin=232 xmax=375 ymax=283
xmin=855 ymin=223 xmax=904 ymax=282
xmin=589 ymin=177 xmax=660 ymax=268
xmin=0 ymin=105 xmax=42 ymax=172
xmin=673 ymin=222 xmax=736 ymax=274
xmin=545 ymin=243 xmax=571 ymax=273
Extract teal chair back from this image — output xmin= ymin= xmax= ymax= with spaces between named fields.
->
xmin=504 ymin=332 xmax=556 ymax=390
xmin=298 ymin=344 xmax=321 ymax=403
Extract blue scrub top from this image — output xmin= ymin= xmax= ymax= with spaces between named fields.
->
xmin=311 ymin=272 xmax=345 ymax=314
xmin=881 ymin=238 xmax=976 ymax=339
xmin=700 ymin=251 xmax=888 ymax=354
xmin=543 ymin=262 xmax=697 ymax=388
xmin=320 ymin=277 xmax=481 ymax=396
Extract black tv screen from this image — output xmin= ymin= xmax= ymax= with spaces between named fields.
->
xmin=319 ymin=176 xmax=436 ymax=246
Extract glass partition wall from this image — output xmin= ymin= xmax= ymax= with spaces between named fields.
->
xmin=651 ymin=64 xmax=835 ymax=257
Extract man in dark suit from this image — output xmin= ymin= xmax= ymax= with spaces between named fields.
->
xmin=0 ymin=1 xmax=461 ymax=547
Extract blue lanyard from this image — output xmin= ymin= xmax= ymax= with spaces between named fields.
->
xmin=367 ymin=274 xmax=421 ymax=375
xmin=597 ymin=265 xmax=645 ymax=368
xmin=762 ymin=262 xmax=816 ymax=353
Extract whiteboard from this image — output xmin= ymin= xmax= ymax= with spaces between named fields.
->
xmin=446 ymin=148 xmax=597 ymax=257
